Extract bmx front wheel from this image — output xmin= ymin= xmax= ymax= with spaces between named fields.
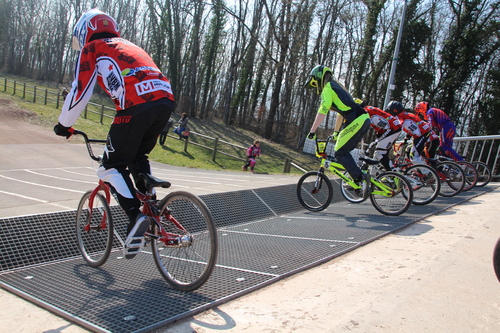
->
xmin=435 ymin=161 xmax=465 ymax=197
xmin=76 ymin=191 xmax=114 ymax=267
xmin=296 ymin=171 xmax=333 ymax=211
xmin=472 ymin=161 xmax=492 ymax=187
xmin=151 ymin=191 xmax=218 ymax=291
xmin=403 ymin=164 xmax=440 ymax=205
xmin=370 ymin=171 xmax=413 ymax=216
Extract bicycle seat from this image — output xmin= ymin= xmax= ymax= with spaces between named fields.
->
xmin=139 ymin=173 xmax=171 ymax=189
xmin=359 ymin=157 xmax=380 ymax=165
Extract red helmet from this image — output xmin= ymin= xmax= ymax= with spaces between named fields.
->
xmin=72 ymin=8 xmax=120 ymax=50
xmin=415 ymin=101 xmax=429 ymax=120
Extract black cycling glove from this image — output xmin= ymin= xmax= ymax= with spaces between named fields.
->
xmin=54 ymin=123 xmax=74 ymax=139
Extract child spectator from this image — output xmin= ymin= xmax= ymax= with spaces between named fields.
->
xmin=242 ymin=140 xmax=261 ymax=172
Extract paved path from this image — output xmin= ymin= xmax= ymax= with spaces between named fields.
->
xmin=1 ymin=143 xmax=499 ymax=332
xmin=0 ymin=143 xmax=299 ymax=219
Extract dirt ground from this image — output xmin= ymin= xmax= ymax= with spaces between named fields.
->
xmin=0 ymin=98 xmax=63 ymax=144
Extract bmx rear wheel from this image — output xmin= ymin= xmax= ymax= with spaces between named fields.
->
xmin=151 ymin=191 xmax=218 ymax=291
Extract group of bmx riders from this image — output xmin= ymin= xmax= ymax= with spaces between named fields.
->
xmin=52 ymin=9 xmax=463 ymax=259
xmin=306 ymin=65 xmax=463 ymax=201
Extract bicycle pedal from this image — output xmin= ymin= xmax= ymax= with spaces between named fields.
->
xmin=123 ymin=237 xmax=145 ymax=259
xmin=123 ymin=247 xmax=141 ymax=259
xmin=124 ymin=236 xmax=145 ymax=249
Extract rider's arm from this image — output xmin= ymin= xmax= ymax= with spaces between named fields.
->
xmin=58 ymin=50 xmax=97 ymax=127
xmin=310 ymin=83 xmax=336 ymax=134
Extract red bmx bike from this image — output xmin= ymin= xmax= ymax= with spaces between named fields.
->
xmin=74 ymin=130 xmax=218 ymax=291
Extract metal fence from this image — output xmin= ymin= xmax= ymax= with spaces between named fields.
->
xmin=455 ymin=135 xmax=500 ymax=175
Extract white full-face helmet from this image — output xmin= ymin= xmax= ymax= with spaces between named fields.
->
xmin=71 ymin=8 xmax=120 ymax=50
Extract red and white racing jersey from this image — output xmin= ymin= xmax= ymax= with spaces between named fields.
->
xmin=397 ymin=112 xmax=432 ymax=138
xmin=59 ymin=37 xmax=174 ymax=127
xmin=364 ymin=106 xmax=401 ymax=134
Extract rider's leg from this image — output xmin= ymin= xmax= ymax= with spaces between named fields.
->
xmin=249 ymin=158 xmax=256 ymax=172
xmin=98 ymin=100 xmax=172 ymax=232
xmin=374 ymin=131 xmax=400 ymax=170
xmin=334 ymin=114 xmax=370 ymax=182
xmin=439 ymin=122 xmax=463 ymax=161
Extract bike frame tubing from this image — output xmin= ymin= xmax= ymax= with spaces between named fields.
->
xmin=319 ymin=156 xmax=396 ymax=198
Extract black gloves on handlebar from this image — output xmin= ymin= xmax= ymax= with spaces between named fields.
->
xmin=54 ymin=122 xmax=74 ymax=139
xmin=308 ymin=132 xmax=316 ymax=140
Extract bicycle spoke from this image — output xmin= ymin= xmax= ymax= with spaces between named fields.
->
xmin=151 ymin=191 xmax=217 ymax=291
xmin=76 ymin=191 xmax=114 ymax=267
xmin=297 ymin=171 xmax=333 ymax=211
xmin=370 ymin=171 xmax=413 ymax=216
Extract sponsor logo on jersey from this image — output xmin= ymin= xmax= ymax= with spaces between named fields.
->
xmin=135 ymin=80 xmax=173 ymax=96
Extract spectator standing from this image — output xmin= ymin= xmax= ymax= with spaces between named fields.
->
xmin=61 ymin=88 xmax=69 ymax=100
xmin=158 ymin=117 xmax=174 ymax=145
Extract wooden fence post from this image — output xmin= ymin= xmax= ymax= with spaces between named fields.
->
xmin=33 ymin=86 xmax=37 ymax=103
xmin=212 ymin=138 xmax=219 ymax=162
xmin=100 ymin=104 xmax=105 ymax=124
xmin=283 ymin=158 xmax=291 ymax=173
xmin=3 ymin=78 xmax=6 ymax=92
xmin=22 ymin=83 xmax=26 ymax=99
xmin=13 ymin=81 xmax=16 ymax=95
xmin=44 ymin=89 xmax=48 ymax=105
xmin=56 ymin=93 xmax=60 ymax=109
xmin=184 ymin=137 xmax=189 ymax=152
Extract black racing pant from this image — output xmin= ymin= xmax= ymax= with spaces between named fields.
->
xmin=334 ymin=113 xmax=371 ymax=182
xmin=97 ymin=98 xmax=174 ymax=228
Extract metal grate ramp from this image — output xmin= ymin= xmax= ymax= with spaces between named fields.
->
xmin=0 ymin=183 xmax=497 ymax=332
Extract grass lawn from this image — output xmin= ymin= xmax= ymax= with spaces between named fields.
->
xmin=0 ymin=74 xmax=318 ymax=175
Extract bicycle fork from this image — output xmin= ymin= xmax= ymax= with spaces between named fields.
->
xmin=84 ymin=182 xmax=111 ymax=232
xmin=312 ymin=168 xmax=325 ymax=194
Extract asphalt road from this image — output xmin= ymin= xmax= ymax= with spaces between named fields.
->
xmin=0 ymin=142 xmax=300 ymax=219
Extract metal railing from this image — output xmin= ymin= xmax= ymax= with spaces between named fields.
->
xmin=455 ymin=135 xmax=500 ymax=175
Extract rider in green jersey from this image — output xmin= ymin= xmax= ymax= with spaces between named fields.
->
xmin=305 ymin=65 xmax=371 ymax=194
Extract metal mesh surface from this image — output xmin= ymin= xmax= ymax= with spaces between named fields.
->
xmin=0 ymin=183 xmax=496 ymax=333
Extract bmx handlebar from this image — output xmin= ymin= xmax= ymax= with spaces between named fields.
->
xmin=73 ymin=129 xmax=106 ymax=162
